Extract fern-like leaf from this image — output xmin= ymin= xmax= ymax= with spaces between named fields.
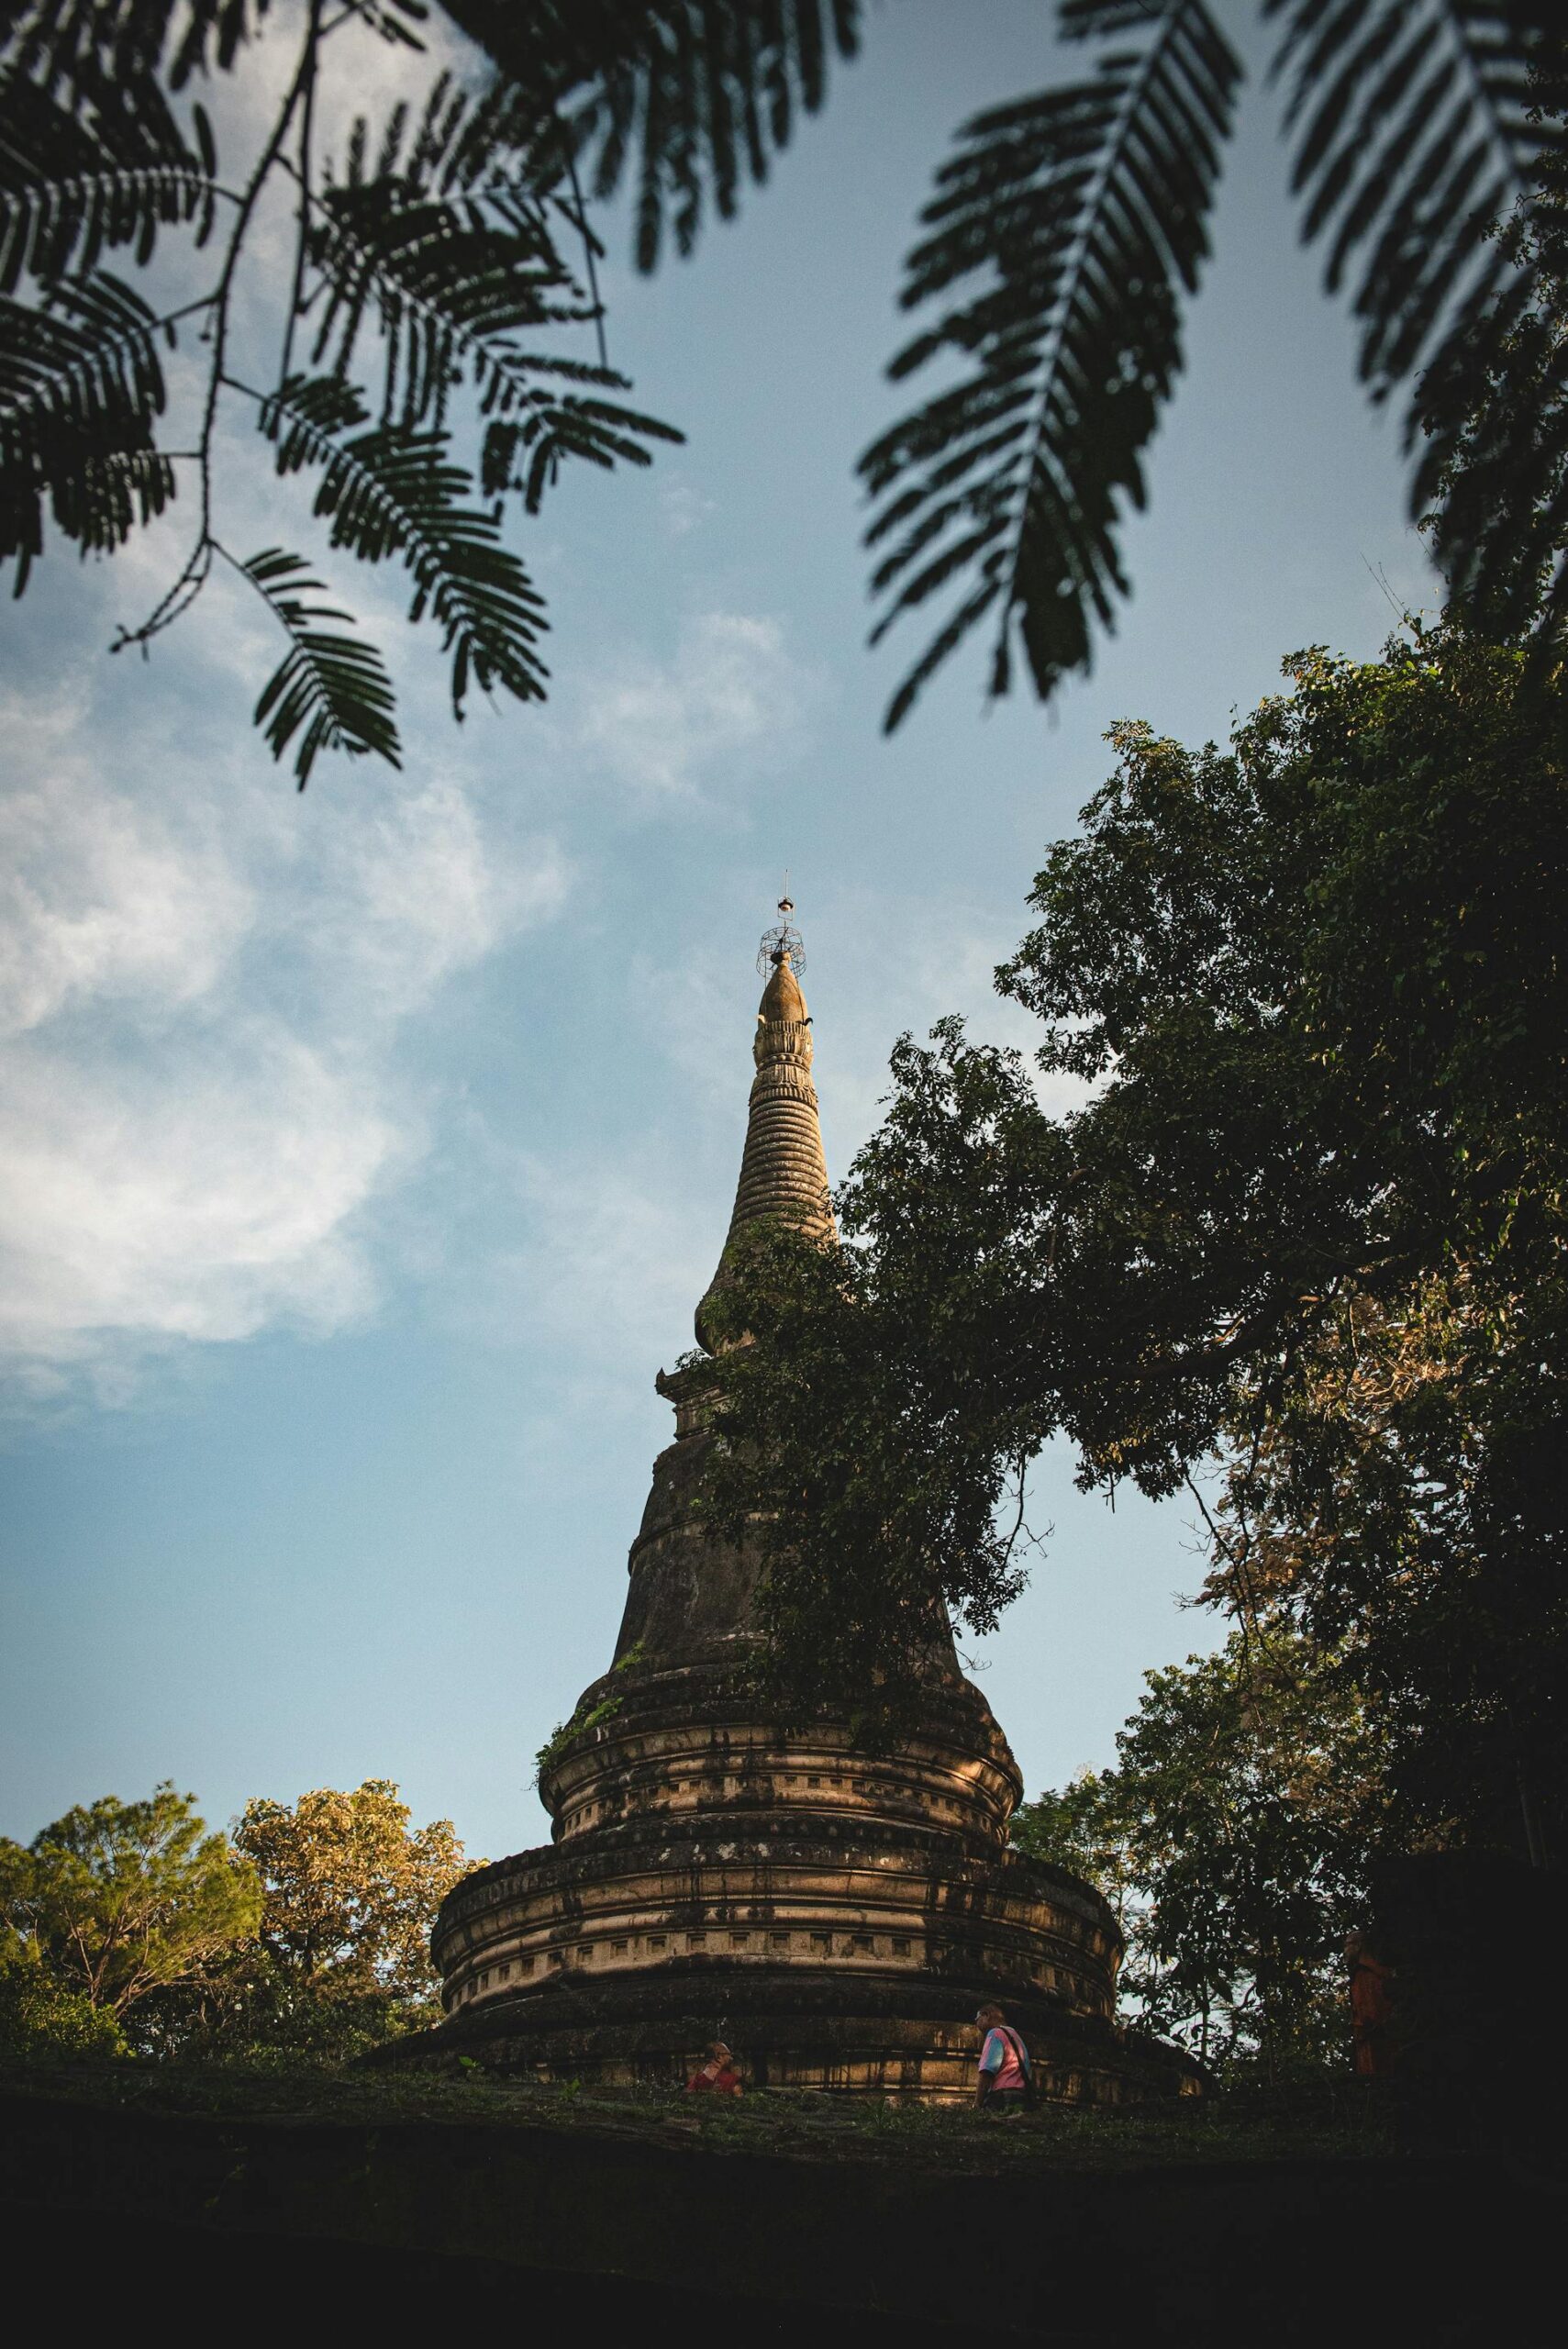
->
xmin=860 ymin=1 xmax=1241 ymax=730
xmin=241 ymin=544 xmax=401 ymax=788
xmin=0 ymin=63 xmax=221 ymax=293
xmin=307 ymin=168 xmax=586 ymax=430
xmin=258 ymin=372 xmax=550 ymax=713
xmin=0 ymin=267 xmax=171 ymax=590
xmin=480 ymin=390 xmax=681 ymax=511
xmin=1267 ymin=3 xmax=1559 ymax=404
xmin=440 ymin=0 xmax=862 ymax=271
xmin=1414 ymin=38 xmax=1568 ymax=644
xmin=300 ymin=80 xmax=680 ymax=470
xmin=1267 ymin=3 xmax=1562 ymax=636
xmin=3 ymin=2 xmax=245 ymax=143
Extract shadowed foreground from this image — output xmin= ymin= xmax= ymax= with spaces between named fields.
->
xmin=0 ymin=2065 xmax=1556 ymax=2343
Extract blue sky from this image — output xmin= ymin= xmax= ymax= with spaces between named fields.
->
xmin=0 ymin=2 xmax=1434 ymax=1865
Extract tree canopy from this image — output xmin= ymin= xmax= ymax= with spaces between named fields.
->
xmin=195 ymin=1778 xmax=473 ymax=2059
xmin=0 ymin=1777 xmax=473 ymax=2063
xmin=1014 ymin=1621 xmax=1391 ymax=2074
xmin=235 ymin=1776 xmax=467 ymax=2003
xmin=704 ymin=619 xmax=1566 ymax=1853
xmin=0 ymin=1782 xmax=261 ymax=2024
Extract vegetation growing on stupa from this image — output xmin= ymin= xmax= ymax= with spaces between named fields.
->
xmin=532 ymin=1640 xmax=644 ymax=1786
xmin=705 ymin=620 xmax=1567 ymax=1872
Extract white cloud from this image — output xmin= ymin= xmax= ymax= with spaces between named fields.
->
xmin=658 ymin=480 xmax=717 ymax=538
xmin=507 ymin=1156 xmax=713 ymax=1369
xmin=442 ymin=1149 xmax=715 ymax=1431
xmin=0 ymin=654 xmax=570 ymax=1407
xmin=574 ymin=612 xmax=816 ymax=799
xmin=0 ymin=712 xmax=251 ymax=1037
xmin=0 ymin=1034 xmax=395 ymax=1386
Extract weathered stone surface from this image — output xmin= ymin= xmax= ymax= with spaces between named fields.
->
xmin=695 ymin=946 xmax=833 ymax=1354
xmin=403 ymin=940 xmax=1196 ymax=2099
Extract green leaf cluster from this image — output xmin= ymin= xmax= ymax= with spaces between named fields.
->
xmin=0 ymin=1782 xmax=261 ymax=2032
xmin=1014 ymin=1624 xmax=1392 ymax=2076
xmin=199 ymin=1778 xmax=473 ymax=2059
xmin=0 ymin=1776 xmax=474 ymax=2065
xmin=705 ymin=622 xmax=1567 ymax=1842
xmin=0 ymin=1948 xmax=128 ymax=2061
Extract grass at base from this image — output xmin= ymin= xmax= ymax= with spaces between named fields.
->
xmin=0 ymin=2057 xmax=1395 ymax=2174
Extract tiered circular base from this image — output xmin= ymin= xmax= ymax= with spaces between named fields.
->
xmin=388 ymin=1943 xmax=1194 ymax=2102
xmin=384 ymin=1664 xmax=1197 ymax=2104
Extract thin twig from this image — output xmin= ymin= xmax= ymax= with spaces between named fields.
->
xmin=117 ymin=8 xmax=324 ymax=651
xmin=279 ymin=0 xmax=321 ymax=391
xmin=158 ymin=294 xmax=222 ymax=334
xmin=566 ymin=144 xmax=609 ymax=373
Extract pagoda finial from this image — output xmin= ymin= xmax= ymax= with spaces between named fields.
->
xmin=757 ymin=893 xmax=805 ymax=980
xmin=693 ymin=896 xmax=834 ymax=1353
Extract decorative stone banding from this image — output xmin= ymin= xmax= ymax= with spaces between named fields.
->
xmin=384 ymin=937 xmax=1197 ymax=2104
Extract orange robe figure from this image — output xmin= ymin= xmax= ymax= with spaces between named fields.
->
xmin=685 ymin=2061 xmax=742 ymax=2096
xmin=1350 ymin=1950 xmax=1395 ymax=2076
xmin=685 ymin=2041 xmax=742 ymax=2095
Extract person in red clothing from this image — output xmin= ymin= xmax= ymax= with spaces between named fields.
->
xmin=685 ymin=2040 xmax=743 ymax=2095
xmin=973 ymin=2003 xmax=1032 ymax=2113
xmin=1346 ymin=1930 xmax=1396 ymax=2076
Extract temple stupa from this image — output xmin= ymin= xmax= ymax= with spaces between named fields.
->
xmin=408 ymin=908 xmax=1193 ymax=2101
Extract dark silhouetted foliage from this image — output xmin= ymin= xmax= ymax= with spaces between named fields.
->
xmin=0 ymin=3 xmax=860 ymax=779
xmin=864 ymin=4 xmax=1563 ymax=727
xmin=1015 ymin=1624 xmax=1392 ymax=2076
xmin=704 ymin=625 xmax=1567 ymax=1852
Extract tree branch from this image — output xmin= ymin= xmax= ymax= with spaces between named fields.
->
xmin=278 ymin=0 xmax=322 ymax=392
xmin=114 ymin=7 xmax=326 ymax=653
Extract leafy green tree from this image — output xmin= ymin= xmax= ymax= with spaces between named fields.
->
xmin=0 ymin=1948 xmax=128 ymax=2060
xmin=704 ymin=621 xmax=1567 ymax=1844
xmin=1011 ymin=1772 xmax=1137 ymax=1931
xmin=1014 ymin=1625 xmax=1392 ymax=2074
xmin=214 ymin=1778 xmax=471 ymax=2057
xmin=0 ymin=1783 xmax=261 ymax=2030
xmin=0 ymin=1 xmax=854 ymax=781
xmin=1199 ymin=1277 xmax=1561 ymax=1863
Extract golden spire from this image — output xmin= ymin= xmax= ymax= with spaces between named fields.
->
xmin=694 ymin=900 xmax=834 ymax=1353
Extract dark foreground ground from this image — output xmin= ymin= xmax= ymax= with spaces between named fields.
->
xmin=2 ymin=2063 xmax=1559 ymax=2346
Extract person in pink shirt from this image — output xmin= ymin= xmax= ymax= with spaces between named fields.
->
xmin=973 ymin=2003 xmax=1032 ymax=2113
